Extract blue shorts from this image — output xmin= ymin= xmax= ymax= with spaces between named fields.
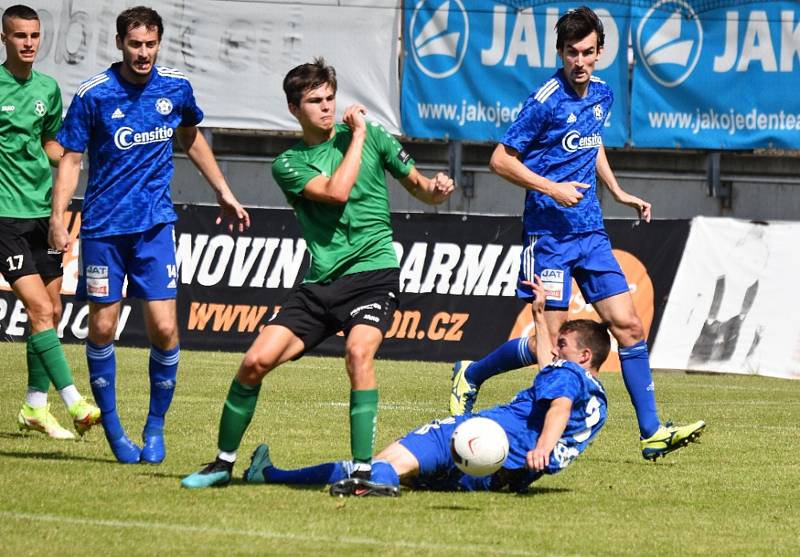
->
xmin=76 ymin=223 xmax=178 ymax=303
xmin=516 ymin=230 xmax=628 ymax=310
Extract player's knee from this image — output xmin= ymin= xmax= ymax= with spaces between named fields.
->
xmin=613 ymin=316 xmax=644 ymax=344
xmin=149 ymin=322 xmax=178 ymax=348
xmin=26 ymin=298 xmax=56 ymax=330
xmin=240 ymin=351 xmax=275 ymax=380
xmin=345 ymin=343 xmax=374 ymax=370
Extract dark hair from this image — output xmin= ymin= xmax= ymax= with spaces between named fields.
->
xmin=116 ymin=6 xmax=163 ymax=41
xmin=559 ymin=319 xmax=611 ymax=370
xmin=555 ymin=6 xmax=604 ymax=51
xmin=2 ymin=5 xmax=39 ymax=33
xmin=282 ymin=57 xmax=337 ymax=107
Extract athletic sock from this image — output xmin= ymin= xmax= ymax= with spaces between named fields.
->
xmin=144 ymin=345 xmax=179 ymax=436
xmin=466 ymin=337 xmax=536 ymax=387
xmin=57 ymin=384 xmax=82 ymax=408
xmin=370 ymin=460 xmax=400 ymax=486
xmin=26 ymin=338 xmax=50 ymax=402
xmin=86 ymin=341 xmax=123 ymax=440
xmin=29 ymin=329 xmax=75 ymax=390
xmin=218 ymin=378 xmax=261 ymax=453
xmin=264 ymin=461 xmax=349 ymax=485
xmin=619 ymin=340 xmax=661 ymax=438
xmin=350 ymin=389 xmax=378 ymax=464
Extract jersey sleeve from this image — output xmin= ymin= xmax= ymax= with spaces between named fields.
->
xmin=369 ymin=121 xmax=414 ymax=180
xmin=535 ymin=363 xmax=583 ymax=402
xmin=57 ymin=91 xmax=92 ymax=153
xmin=500 ymin=94 xmax=551 ymax=154
xmin=271 ymin=152 xmax=320 ymax=204
xmin=42 ymin=80 xmax=63 ymax=139
xmin=180 ymin=80 xmax=204 ymax=127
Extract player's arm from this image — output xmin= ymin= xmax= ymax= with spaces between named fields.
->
xmin=399 ymin=167 xmax=454 ymax=205
xmin=596 ymin=145 xmax=651 ymax=222
xmin=300 ymin=104 xmax=367 ymax=205
xmin=176 ymin=126 xmax=250 ymax=232
xmin=526 ymin=396 xmax=572 ymax=471
xmin=529 ymin=274 xmax=554 ymax=365
xmin=489 ymin=143 xmax=586 ymax=207
xmin=49 ymin=150 xmax=83 ymax=252
xmin=41 ymin=138 xmax=64 ymax=167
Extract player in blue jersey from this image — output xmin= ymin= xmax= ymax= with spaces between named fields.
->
xmin=241 ymin=275 xmax=608 ymax=496
xmin=450 ymin=6 xmax=704 ymax=461
xmin=48 ymin=6 xmax=250 ymax=464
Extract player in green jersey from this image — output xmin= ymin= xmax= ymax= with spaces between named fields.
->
xmin=0 ymin=5 xmax=100 ymax=439
xmin=182 ymin=58 xmax=455 ymax=493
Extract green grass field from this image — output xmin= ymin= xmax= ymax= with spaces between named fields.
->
xmin=1 ymin=343 xmax=799 ymax=556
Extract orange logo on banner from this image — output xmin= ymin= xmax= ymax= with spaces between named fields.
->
xmin=508 ymin=249 xmax=654 ymax=372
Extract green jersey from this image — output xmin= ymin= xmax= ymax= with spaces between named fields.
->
xmin=273 ymin=121 xmax=414 ymax=283
xmin=0 ymin=65 xmax=62 ymax=218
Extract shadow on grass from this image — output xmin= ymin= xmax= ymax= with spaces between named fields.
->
xmin=0 ymin=449 xmax=114 ymax=464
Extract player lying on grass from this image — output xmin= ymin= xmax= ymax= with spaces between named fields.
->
xmin=242 ymin=275 xmax=609 ymax=496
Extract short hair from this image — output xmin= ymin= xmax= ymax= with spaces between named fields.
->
xmin=555 ymin=6 xmax=604 ymax=51
xmin=2 ymin=5 xmax=39 ymax=33
xmin=116 ymin=6 xmax=163 ymax=41
xmin=282 ymin=57 xmax=337 ymax=107
xmin=559 ymin=319 xmax=611 ymax=370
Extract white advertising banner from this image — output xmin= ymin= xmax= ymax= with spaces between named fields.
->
xmin=1 ymin=0 xmax=402 ymax=132
xmin=652 ymin=217 xmax=800 ymax=380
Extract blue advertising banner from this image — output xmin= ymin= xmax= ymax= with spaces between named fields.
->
xmin=631 ymin=0 xmax=800 ymax=149
xmin=401 ymin=0 xmax=631 ymax=145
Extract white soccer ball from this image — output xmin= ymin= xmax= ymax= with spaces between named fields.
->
xmin=450 ymin=417 xmax=509 ymax=477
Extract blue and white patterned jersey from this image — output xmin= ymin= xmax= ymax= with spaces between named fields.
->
xmin=501 ymin=69 xmax=613 ymax=236
xmin=58 ymin=63 xmax=203 ymax=238
xmin=479 ymin=359 xmax=607 ymax=474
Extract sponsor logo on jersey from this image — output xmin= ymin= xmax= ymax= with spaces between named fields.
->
xmin=113 ymin=125 xmax=174 ymax=151
xmin=409 ymin=0 xmax=470 ymax=79
xmin=111 ymin=108 xmax=125 ymax=119
xmin=85 ymin=265 xmax=108 ymax=279
xmin=34 ymin=100 xmax=46 ymax=117
xmin=397 ymin=148 xmax=411 ymax=164
xmin=155 ymin=97 xmax=173 ymax=115
xmin=636 ymin=0 xmax=703 ymax=88
xmin=561 ymin=130 xmax=603 ymax=153
xmin=567 ymin=113 xmax=577 ymax=124
xmin=541 ymin=268 xmax=564 ymax=301
xmin=1 ymin=105 xmax=14 ymax=112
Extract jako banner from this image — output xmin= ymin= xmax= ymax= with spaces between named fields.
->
xmin=401 ymin=0 xmax=630 ymax=145
xmin=631 ymin=0 xmax=800 ymax=149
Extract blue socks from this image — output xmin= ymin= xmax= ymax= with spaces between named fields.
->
xmin=264 ymin=460 xmax=349 ymax=485
xmin=87 ymin=341 xmax=123 ymax=441
xmin=466 ymin=337 xmax=536 ymax=387
xmin=145 ymin=345 xmax=179 ymax=436
xmin=619 ymin=340 xmax=661 ymax=438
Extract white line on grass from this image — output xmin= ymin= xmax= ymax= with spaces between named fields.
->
xmin=0 ymin=511 xmax=563 ymax=556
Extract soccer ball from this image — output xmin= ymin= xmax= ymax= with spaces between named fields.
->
xmin=450 ymin=417 xmax=509 ymax=476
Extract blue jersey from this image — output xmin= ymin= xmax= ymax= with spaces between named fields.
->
xmin=479 ymin=359 xmax=607 ymax=473
xmin=58 ymin=63 xmax=203 ymax=238
xmin=501 ymin=70 xmax=612 ymax=236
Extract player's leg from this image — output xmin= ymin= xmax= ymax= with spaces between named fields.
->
xmin=125 ymin=223 xmax=181 ymax=463
xmin=450 ymin=234 xmax=565 ymax=415
xmin=139 ymin=299 xmax=179 ymax=464
xmin=181 ymin=323 xmax=306 ymax=488
xmin=243 ymin=443 xmax=351 ymax=485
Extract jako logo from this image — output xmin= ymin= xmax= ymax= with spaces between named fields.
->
xmin=114 ymin=126 xmax=174 ymax=150
xmin=636 ymin=0 xmax=703 ymax=88
xmin=561 ymin=131 xmax=603 ymax=153
xmin=409 ymin=0 xmax=469 ymax=79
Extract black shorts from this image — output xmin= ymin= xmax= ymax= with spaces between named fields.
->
xmin=269 ymin=268 xmax=400 ymax=354
xmin=0 ymin=217 xmax=63 ymax=283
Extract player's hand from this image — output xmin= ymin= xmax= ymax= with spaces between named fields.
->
xmin=429 ymin=172 xmax=455 ymax=203
xmin=623 ymin=195 xmax=651 ymax=222
xmin=343 ymin=104 xmax=367 ymax=136
xmin=215 ymin=193 xmax=251 ymax=232
xmin=549 ymin=181 xmax=587 ymax=207
xmin=48 ymin=218 xmax=70 ymax=253
xmin=528 ymin=275 xmax=546 ymax=315
xmin=526 ymin=446 xmax=551 ymax=472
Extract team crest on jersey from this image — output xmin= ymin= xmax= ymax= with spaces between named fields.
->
xmin=155 ymin=97 xmax=173 ymax=115
xmin=34 ymin=100 xmax=46 ymax=117
xmin=593 ymin=104 xmax=603 ymax=121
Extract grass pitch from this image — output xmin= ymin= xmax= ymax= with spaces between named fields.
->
xmin=1 ymin=343 xmax=799 ymax=556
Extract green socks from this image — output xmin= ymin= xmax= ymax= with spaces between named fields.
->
xmin=28 ymin=329 xmax=74 ymax=391
xmin=26 ymin=339 xmax=50 ymax=393
xmin=350 ymin=389 xmax=378 ymax=463
xmin=218 ymin=378 xmax=261 ymax=453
